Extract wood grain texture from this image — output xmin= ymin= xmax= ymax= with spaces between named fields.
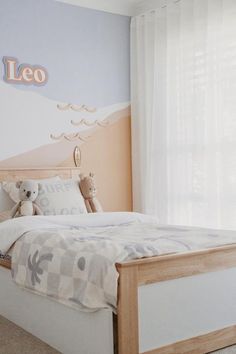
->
xmin=0 ymin=167 xmax=80 ymax=182
xmin=117 ymin=264 xmax=139 ymax=354
xmin=0 ymin=259 xmax=11 ymax=270
xmin=117 ymin=244 xmax=236 ymax=285
xmin=142 ymin=325 xmax=236 ymax=354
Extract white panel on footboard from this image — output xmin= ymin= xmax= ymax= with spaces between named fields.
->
xmin=0 ymin=267 xmax=114 ymax=354
xmin=138 ymin=267 xmax=236 ymax=353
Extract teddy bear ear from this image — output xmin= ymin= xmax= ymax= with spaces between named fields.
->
xmin=89 ymin=172 xmax=94 ymax=178
xmin=16 ymin=181 xmax=22 ymax=189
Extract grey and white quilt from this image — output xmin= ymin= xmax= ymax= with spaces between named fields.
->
xmin=0 ymin=212 xmax=236 ymax=312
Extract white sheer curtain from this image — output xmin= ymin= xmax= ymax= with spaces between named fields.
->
xmin=131 ymin=0 xmax=236 ymax=229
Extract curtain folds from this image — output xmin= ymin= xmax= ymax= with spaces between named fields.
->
xmin=131 ymin=0 xmax=236 ymax=229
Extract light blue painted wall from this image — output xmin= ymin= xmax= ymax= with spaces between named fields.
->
xmin=0 ymin=0 xmax=130 ymax=107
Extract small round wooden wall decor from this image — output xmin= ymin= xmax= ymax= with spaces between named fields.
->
xmin=73 ymin=146 xmax=81 ymax=167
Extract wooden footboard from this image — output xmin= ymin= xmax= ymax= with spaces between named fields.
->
xmin=116 ymin=244 xmax=236 ymax=354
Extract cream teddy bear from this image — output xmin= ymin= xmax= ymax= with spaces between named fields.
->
xmin=10 ymin=180 xmax=43 ymax=218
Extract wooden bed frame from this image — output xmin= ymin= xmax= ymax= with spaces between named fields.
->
xmin=1 ymin=167 xmax=236 ymax=354
xmin=116 ymin=245 xmax=236 ymax=354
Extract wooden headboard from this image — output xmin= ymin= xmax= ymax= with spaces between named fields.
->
xmin=0 ymin=167 xmax=80 ymax=182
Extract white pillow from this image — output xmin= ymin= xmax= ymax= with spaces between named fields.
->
xmin=0 ymin=210 xmax=12 ymax=223
xmin=2 ymin=176 xmax=60 ymax=204
xmin=36 ymin=178 xmax=87 ymax=215
xmin=0 ymin=184 xmax=15 ymax=212
xmin=2 ymin=181 xmax=19 ymax=203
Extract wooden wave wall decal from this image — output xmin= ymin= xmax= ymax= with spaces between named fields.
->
xmin=51 ymin=103 xmax=109 ymax=143
xmin=50 ymin=133 xmax=90 ymax=142
xmin=57 ymin=103 xmax=97 ymax=113
xmin=70 ymin=118 xmax=109 ymax=127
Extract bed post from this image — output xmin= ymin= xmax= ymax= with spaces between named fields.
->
xmin=116 ymin=264 xmax=139 ymax=354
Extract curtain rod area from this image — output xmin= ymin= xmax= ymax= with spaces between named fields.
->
xmin=133 ymin=0 xmax=181 ymax=18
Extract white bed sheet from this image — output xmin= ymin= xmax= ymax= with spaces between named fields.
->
xmin=0 ymin=212 xmax=156 ymax=253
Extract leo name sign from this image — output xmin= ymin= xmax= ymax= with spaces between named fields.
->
xmin=3 ymin=57 xmax=48 ymax=86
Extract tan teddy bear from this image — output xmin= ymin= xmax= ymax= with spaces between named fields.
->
xmin=79 ymin=173 xmax=103 ymax=213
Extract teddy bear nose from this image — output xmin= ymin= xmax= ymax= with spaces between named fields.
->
xmin=26 ymin=191 xmax=31 ymax=198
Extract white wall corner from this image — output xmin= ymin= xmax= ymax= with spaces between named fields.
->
xmin=55 ymin=0 xmax=136 ymax=16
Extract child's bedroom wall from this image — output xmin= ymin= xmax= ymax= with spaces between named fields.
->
xmin=0 ymin=0 xmax=132 ymax=211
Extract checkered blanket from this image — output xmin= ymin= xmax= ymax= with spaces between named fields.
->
xmin=1 ymin=213 xmax=236 ymax=312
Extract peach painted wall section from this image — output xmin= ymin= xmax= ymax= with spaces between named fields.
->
xmin=60 ymin=115 xmax=133 ymax=212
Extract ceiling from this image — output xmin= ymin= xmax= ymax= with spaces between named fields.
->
xmin=55 ymin=0 xmax=162 ymax=16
